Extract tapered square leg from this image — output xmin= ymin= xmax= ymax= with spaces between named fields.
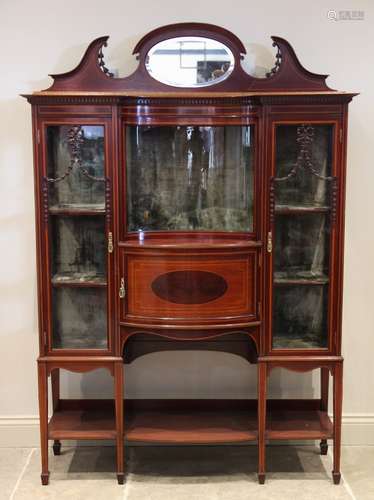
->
xmin=332 ymin=472 xmax=341 ymax=485
xmin=38 ymin=361 xmax=49 ymax=485
xmin=332 ymin=361 xmax=343 ymax=485
xmin=258 ymin=361 xmax=267 ymax=484
xmin=117 ymin=473 xmax=125 ymax=484
xmin=40 ymin=472 xmax=50 ymax=485
xmin=115 ymin=361 xmax=124 ymax=484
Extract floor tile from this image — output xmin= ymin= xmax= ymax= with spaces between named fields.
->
xmin=341 ymin=446 xmax=374 ymax=500
xmin=125 ymin=445 xmax=351 ymax=500
xmin=12 ymin=447 xmax=124 ymax=500
xmin=0 ymin=448 xmax=32 ymax=500
xmin=9 ymin=445 xmax=358 ymax=500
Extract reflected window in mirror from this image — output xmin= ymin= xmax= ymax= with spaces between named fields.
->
xmin=145 ymin=37 xmax=235 ymax=87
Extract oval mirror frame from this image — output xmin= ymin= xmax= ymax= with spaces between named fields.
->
xmin=145 ymin=36 xmax=235 ymax=88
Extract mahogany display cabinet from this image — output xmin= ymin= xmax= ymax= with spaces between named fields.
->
xmin=23 ymin=23 xmax=357 ymax=485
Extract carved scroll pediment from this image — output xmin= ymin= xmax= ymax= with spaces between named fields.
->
xmin=43 ymin=23 xmax=334 ymax=93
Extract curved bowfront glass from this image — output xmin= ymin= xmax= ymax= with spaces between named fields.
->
xmin=126 ymin=125 xmax=254 ymax=232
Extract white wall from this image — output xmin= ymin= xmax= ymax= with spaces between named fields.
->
xmin=0 ymin=0 xmax=373 ymax=445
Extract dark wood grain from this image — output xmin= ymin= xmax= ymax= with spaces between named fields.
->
xmin=151 ymin=270 xmax=228 ymax=304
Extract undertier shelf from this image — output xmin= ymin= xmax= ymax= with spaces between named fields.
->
xmin=267 ymin=410 xmax=333 ymax=440
xmin=48 ymin=401 xmax=116 ymax=440
xmin=126 ymin=411 xmax=257 ymax=443
xmin=48 ymin=399 xmax=332 ymax=443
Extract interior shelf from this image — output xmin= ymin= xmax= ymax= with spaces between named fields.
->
xmin=49 ymin=204 xmax=106 ymax=215
xmin=48 ymin=399 xmax=332 ymax=444
xmin=275 ymin=205 xmax=330 ymax=214
xmin=51 ymin=273 xmax=107 ymax=287
xmin=273 ymin=271 xmax=329 ymax=286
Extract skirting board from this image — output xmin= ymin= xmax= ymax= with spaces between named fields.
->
xmin=1 ymin=414 xmax=374 ymax=447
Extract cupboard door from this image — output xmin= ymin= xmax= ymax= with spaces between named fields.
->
xmin=121 ymin=249 xmax=258 ymax=324
xmin=270 ymin=124 xmax=336 ymax=350
xmin=43 ymin=123 xmax=111 ymax=351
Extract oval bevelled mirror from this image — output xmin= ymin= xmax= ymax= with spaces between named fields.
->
xmin=145 ymin=36 xmax=235 ymax=87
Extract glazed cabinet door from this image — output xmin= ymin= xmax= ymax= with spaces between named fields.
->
xmin=268 ymin=122 xmax=340 ymax=352
xmin=39 ymin=120 xmax=114 ymax=353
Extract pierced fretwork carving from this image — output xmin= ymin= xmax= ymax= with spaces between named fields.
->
xmin=42 ymin=125 xmax=111 ymax=223
xmin=266 ymin=41 xmax=282 ymax=78
xmin=45 ymin=126 xmax=106 ymax=183
xmin=98 ymin=45 xmax=114 ymax=78
xmin=274 ymin=125 xmax=334 ymax=182
xmin=270 ymin=124 xmax=338 ymax=224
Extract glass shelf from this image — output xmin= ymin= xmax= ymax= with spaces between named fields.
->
xmin=275 ymin=205 xmax=330 ymax=214
xmin=49 ymin=204 xmax=105 ymax=216
xmin=274 ymin=270 xmax=329 ymax=286
xmin=51 ymin=273 xmax=107 ymax=287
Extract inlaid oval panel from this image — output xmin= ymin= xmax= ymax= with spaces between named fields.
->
xmin=151 ymin=270 xmax=228 ymax=305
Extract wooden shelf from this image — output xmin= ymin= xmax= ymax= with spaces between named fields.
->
xmin=49 ymin=204 xmax=105 ymax=216
xmin=51 ymin=273 xmax=107 ymax=287
xmin=126 ymin=410 xmax=257 ymax=443
xmin=47 ymin=399 xmax=332 ymax=443
xmin=267 ymin=410 xmax=333 ymax=440
xmin=48 ymin=404 xmax=115 ymax=440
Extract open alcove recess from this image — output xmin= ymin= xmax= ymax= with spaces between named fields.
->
xmin=23 ymin=22 xmax=357 ymax=486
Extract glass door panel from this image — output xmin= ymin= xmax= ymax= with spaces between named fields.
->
xmin=50 ymin=216 xmax=107 ymax=285
xmin=126 ymin=125 xmax=254 ymax=232
xmin=52 ymin=288 xmax=107 ymax=349
xmin=273 ymin=285 xmax=329 ymax=348
xmin=272 ymin=124 xmax=334 ymax=349
xmin=47 ymin=125 xmax=106 ymax=210
xmin=274 ymin=125 xmax=332 ymax=208
xmin=45 ymin=124 xmax=109 ymax=350
xmin=274 ymin=213 xmax=330 ymax=282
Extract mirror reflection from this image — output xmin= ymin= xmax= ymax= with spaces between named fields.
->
xmin=145 ymin=37 xmax=235 ymax=87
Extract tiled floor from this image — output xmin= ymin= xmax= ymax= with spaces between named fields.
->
xmin=1 ymin=445 xmax=371 ymax=500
